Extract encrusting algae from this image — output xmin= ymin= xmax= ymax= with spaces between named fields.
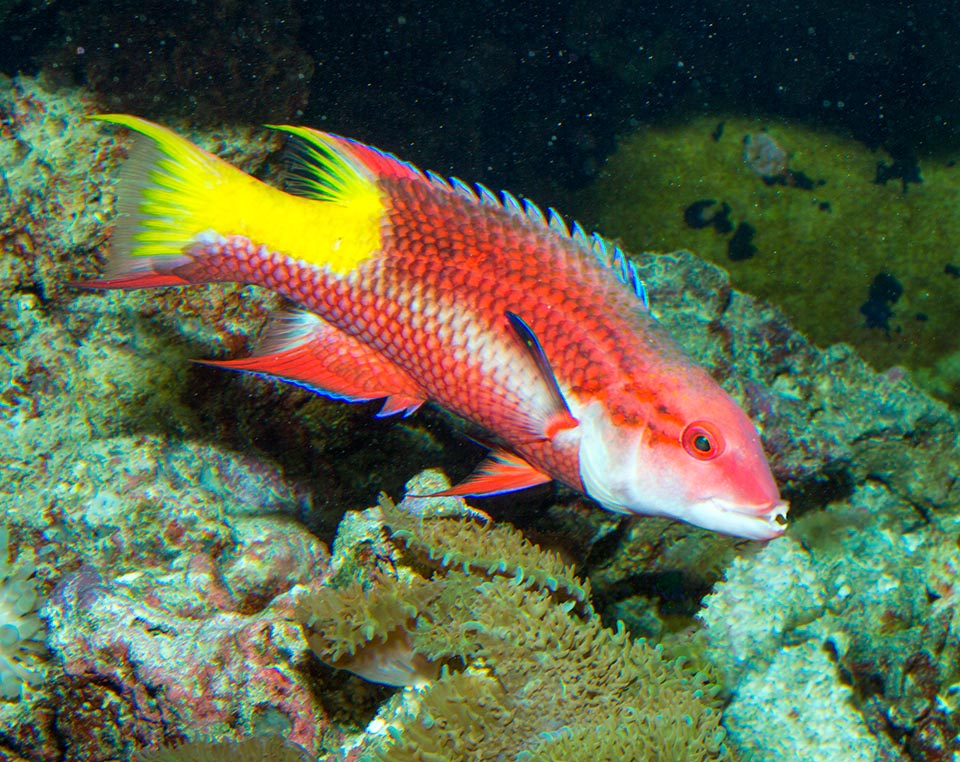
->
xmin=294 ymin=486 xmax=730 ymax=761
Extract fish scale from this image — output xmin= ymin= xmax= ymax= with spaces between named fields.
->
xmin=79 ymin=114 xmax=789 ymax=540
xmin=380 ymin=177 xmax=634 ymax=390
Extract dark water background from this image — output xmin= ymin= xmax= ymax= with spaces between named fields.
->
xmin=3 ymin=0 xmax=955 ymax=207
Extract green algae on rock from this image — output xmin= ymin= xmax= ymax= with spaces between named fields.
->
xmin=580 ymin=115 xmax=960 ymax=403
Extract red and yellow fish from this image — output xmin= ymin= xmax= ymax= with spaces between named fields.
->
xmin=82 ymin=115 xmax=788 ymax=540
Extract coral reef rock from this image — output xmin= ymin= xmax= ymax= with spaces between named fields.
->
xmin=5 ymin=73 xmax=960 ymax=760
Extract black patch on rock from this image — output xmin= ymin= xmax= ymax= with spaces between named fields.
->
xmin=684 ymin=199 xmax=719 ymax=229
xmin=788 ymin=170 xmax=816 ymax=190
xmin=712 ymin=205 xmax=734 ymax=234
xmin=875 ymin=153 xmax=923 ymax=193
xmin=683 ymin=199 xmax=733 ymax=234
xmin=727 ymin=222 xmax=757 ymax=261
xmin=859 ymin=272 xmax=903 ymax=333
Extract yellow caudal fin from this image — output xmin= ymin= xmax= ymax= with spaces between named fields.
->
xmin=80 ymin=115 xmax=386 ymax=289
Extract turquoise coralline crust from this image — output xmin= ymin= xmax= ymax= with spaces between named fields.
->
xmin=580 ymin=115 xmax=960 ymax=403
xmin=687 ymin=482 xmax=960 ymax=760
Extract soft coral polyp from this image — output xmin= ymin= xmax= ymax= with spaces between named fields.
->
xmin=0 ymin=525 xmax=45 ymax=700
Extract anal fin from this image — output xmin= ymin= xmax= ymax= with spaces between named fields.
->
xmin=72 ymin=273 xmax=192 ymax=290
xmin=199 ymin=310 xmax=424 ymax=417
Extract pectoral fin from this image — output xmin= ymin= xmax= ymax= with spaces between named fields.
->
xmin=504 ymin=311 xmax=578 ymax=441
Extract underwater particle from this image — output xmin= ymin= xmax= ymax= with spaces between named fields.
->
xmin=683 ymin=199 xmax=733 ymax=233
xmin=874 ymin=152 xmax=923 ymax=193
xmin=727 ymin=222 xmax=757 ymax=261
xmin=859 ymin=272 xmax=903 ymax=333
xmin=743 ymin=132 xmax=788 ymax=182
xmin=0 ymin=525 xmax=46 ymax=701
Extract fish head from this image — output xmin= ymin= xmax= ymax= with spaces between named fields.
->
xmin=576 ymin=388 xmax=788 ymax=540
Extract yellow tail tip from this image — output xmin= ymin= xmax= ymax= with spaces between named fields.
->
xmin=93 ymin=115 xmax=386 ymax=278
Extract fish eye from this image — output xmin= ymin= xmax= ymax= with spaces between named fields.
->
xmin=681 ymin=421 xmax=725 ymax=460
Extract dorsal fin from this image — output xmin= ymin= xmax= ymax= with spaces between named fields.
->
xmin=272 ymin=125 xmax=651 ymax=310
xmin=588 ymin=233 xmax=649 ymax=309
xmin=268 ymin=126 xmax=422 ymax=200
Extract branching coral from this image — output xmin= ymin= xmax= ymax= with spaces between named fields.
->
xmin=381 ymin=492 xmax=593 ymax=616
xmin=294 ymin=494 xmax=730 ymax=761
xmin=296 ymin=574 xmax=442 ymax=687
xmin=383 ymin=575 xmax=726 ymax=760
xmin=0 ymin=524 xmax=46 ymax=700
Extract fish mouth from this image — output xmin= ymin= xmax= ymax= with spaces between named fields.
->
xmin=731 ymin=498 xmax=789 ymax=540
xmin=690 ymin=497 xmax=790 ymax=541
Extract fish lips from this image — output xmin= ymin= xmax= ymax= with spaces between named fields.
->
xmin=686 ymin=497 xmax=790 ymax=541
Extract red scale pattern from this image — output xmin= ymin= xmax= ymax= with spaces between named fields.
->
xmin=186 ymin=175 xmax=702 ymax=488
xmin=378 ymin=178 xmax=697 ymax=414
